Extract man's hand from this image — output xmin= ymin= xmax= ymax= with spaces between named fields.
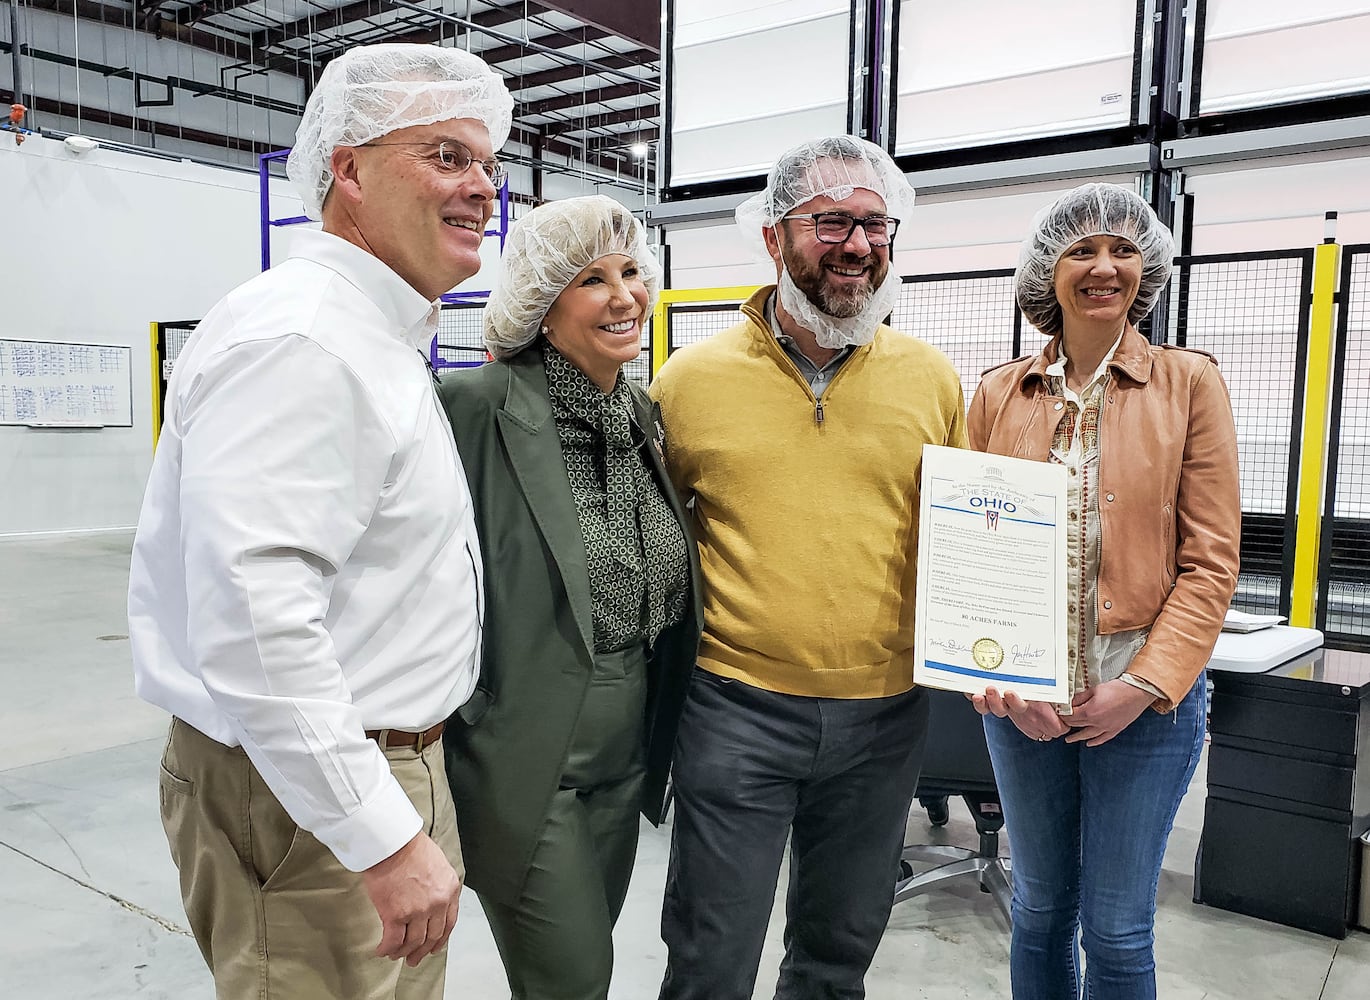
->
xmin=360 ymin=832 xmax=462 ymax=967
xmin=967 ymin=687 xmax=1070 ymax=741
xmin=1064 ymin=679 xmax=1155 ymax=747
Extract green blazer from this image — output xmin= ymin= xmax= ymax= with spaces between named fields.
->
xmin=438 ymin=349 xmax=703 ymax=907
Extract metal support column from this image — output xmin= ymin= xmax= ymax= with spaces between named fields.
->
xmin=1290 ymin=214 xmax=1343 ymax=627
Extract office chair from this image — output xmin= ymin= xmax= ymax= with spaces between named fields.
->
xmin=894 ymin=688 xmax=1012 ymax=921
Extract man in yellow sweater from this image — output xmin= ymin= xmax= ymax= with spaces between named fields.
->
xmin=651 ymin=136 xmax=968 ymax=999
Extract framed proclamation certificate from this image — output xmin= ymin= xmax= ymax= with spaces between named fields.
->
xmin=913 ymin=445 xmax=1069 ymax=702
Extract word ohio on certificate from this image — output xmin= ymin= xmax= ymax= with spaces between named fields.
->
xmin=913 ymin=445 xmax=1069 ymax=703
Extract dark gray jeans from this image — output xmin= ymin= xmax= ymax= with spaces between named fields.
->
xmin=658 ymin=670 xmax=929 ymax=1000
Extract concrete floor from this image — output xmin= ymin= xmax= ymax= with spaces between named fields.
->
xmin=1 ymin=532 xmax=1367 ymax=999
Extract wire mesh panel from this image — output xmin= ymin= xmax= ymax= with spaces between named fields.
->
xmin=1319 ymin=246 xmax=1370 ymax=647
xmin=154 ymin=321 xmax=199 ymax=438
xmin=1167 ymin=251 xmax=1312 ymax=615
xmin=435 ymin=303 xmax=487 ymax=369
xmin=666 ymin=303 xmax=745 ymax=352
xmin=890 ymin=270 xmax=1020 ymax=403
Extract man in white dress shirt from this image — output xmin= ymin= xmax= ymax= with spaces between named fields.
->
xmin=128 ymin=44 xmax=512 ymax=999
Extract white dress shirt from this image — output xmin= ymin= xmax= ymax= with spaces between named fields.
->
xmin=129 ymin=230 xmax=484 ymax=872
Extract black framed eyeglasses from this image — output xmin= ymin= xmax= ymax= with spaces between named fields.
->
xmin=782 ymin=212 xmax=900 ymax=247
xmin=359 ymin=139 xmax=507 ymax=187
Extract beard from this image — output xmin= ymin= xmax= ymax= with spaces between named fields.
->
xmin=780 ymin=242 xmax=889 ymax=318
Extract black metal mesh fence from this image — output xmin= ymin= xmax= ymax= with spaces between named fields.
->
xmin=666 ymin=303 xmax=743 ymax=352
xmin=1166 ymin=252 xmax=1312 ymax=615
xmin=1320 ymin=247 xmax=1370 ymax=645
xmin=435 ymin=303 xmax=487 ymax=367
xmin=891 ymin=270 xmax=1020 ymax=402
xmin=154 ymin=321 xmax=199 ymax=437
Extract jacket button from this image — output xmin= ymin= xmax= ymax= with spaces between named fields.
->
xmin=1103 ymin=600 xmax=1112 ymax=610
xmin=1106 ymin=493 xmax=1115 ymax=502
xmin=1054 ymin=402 xmax=1064 ymax=410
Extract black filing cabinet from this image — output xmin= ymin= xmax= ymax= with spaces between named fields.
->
xmin=1195 ymin=649 xmax=1370 ymax=938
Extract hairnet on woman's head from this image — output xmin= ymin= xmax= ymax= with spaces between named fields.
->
xmin=1016 ymin=182 xmax=1175 ymax=336
xmin=735 ymin=135 xmax=916 ymax=260
xmin=286 ymin=43 xmax=514 ymax=220
xmin=483 ymin=195 xmax=662 ymax=360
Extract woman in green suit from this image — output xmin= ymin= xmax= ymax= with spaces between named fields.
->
xmin=438 ymin=195 xmax=702 ymax=1000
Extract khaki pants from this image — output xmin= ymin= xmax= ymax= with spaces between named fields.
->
xmin=159 ymin=718 xmax=463 ymax=1000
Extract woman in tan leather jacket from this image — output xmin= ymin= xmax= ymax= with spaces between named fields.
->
xmin=967 ymin=183 xmax=1240 ymax=1000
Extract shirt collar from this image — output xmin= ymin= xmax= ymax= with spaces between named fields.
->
xmin=1045 ymin=331 xmax=1125 ymax=393
xmin=287 ymin=229 xmax=442 ymax=350
xmin=764 ymin=292 xmax=852 ymax=358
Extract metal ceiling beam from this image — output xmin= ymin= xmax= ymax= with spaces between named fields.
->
xmin=502 ymin=50 xmax=653 ymax=92
xmin=168 ymin=0 xmax=259 ymax=28
xmin=23 ymin=0 xmax=315 ymax=78
xmin=584 ymin=125 xmax=656 ymax=152
xmin=534 ymin=0 xmax=658 ymax=52
xmin=543 ymin=103 xmax=657 ymax=133
xmin=443 ymin=19 xmax=610 ymax=67
xmin=518 ymin=80 xmax=651 ymax=117
xmin=1 ymin=84 xmax=279 ymax=155
xmin=508 ymin=124 xmax=644 ymax=182
xmin=253 ymin=0 xmax=544 ymax=52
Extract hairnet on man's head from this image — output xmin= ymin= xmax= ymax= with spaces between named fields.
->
xmin=1015 ymin=182 xmax=1175 ymax=336
xmin=286 ymin=43 xmax=514 ymax=220
xmin=735 ymin=135 xmax=916 ymax=259
xmin=483 ymin=195 xmax=662 ymax=360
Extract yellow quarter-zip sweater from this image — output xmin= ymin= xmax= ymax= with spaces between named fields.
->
xmin=650 ymin=287 xmax=968 ymax=698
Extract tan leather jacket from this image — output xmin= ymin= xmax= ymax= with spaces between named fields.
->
xmin=967 ymin=326 xmax=1241 ymax=711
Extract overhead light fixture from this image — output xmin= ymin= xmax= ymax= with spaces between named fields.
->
xmin=630 ymin=142 xmax=649 ymax=158
xmin=63 ymin=135 xmax=100 ymax=154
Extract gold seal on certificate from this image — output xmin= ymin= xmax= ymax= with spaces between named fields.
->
xmin=972 ymin=638 xmax=1004 ymax=671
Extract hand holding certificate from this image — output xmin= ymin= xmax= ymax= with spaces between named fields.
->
xmin=913 ymin=445 xmax=1069 ymax=702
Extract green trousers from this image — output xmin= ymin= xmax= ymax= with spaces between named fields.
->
xmin=481 ymin=644 xmax=648 ymax=1000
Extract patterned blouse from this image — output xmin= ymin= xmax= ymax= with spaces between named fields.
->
xmin=1045 ymin=340 xmax=1162 ymax=705
xmin=543 ymin=342 xmax=689 ymax=653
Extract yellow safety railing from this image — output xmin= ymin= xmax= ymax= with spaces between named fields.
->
xmin=149 ymin=322 xmax=162 ymax=450
xmin=651 ymin=286 xmax=760 ymax=377
xmin=1289 ymin=239 xmax=1342 ymax=627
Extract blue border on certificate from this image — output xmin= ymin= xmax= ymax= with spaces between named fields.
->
xmin=923 ymin=659 xmax=1058 ymax=686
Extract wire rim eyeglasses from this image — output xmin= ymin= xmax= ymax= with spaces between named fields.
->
xmin=358 ymin=139 xmax=507 ymax=187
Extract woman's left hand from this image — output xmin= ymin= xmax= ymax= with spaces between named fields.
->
xmin=1064 ymin=680 xmax=1157 ymax=747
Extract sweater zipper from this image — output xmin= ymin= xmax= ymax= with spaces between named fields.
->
xmin=815 ymin=399 xmax=824 ymax=425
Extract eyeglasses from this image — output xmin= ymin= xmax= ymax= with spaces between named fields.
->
xmin=358 ymin=140 xmax=507 ymax=187
xmin=782 ymin=212 xmax=900 ymax=247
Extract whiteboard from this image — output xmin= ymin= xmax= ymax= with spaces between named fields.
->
xmin=0 ymin=339 xmax=134 ymax=427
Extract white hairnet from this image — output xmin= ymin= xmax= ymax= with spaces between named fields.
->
xmin=483 ymin=195 xmax=662 ymax=360
xmin=735 ymin=135 xmax=915 ymax=260
xmin=287 ymin=43 xmax=514 ymax=221
xmin=736 ymin=135 xmax=915 ymax=349
xmin=1016 ymin=182 xmax=1175 ymax=336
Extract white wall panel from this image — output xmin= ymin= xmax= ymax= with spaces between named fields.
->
xmin=1198 ymin=2 xmax=1370 ymax=113
xmin=894 ymin=0 xmax=1135 ymax=155
xmin=668 ymin=1 xmax=850 ymax=187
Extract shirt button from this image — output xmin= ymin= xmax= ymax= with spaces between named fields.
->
xmin=1103 ymin=600 xmax=1112 ymax=610
xmin=1068 ymin=604 xmax=1076 ymax=613
xmin=1106 ymin=493 xmax=1115 ymax=502
xmin=1069 ymin=467 xmax=1077 ymax=476
xmin=1069 ymin=511 xmax=1078 ymax=521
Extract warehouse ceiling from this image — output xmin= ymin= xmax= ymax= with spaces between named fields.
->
xmin=5 ymin=0 xmax=660 ymax=183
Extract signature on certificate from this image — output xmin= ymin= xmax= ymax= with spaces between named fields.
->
xmin=930 ymin=638 xmax=971 ymax=654
xmin=1012 ymin=643 xmax=1046 ymax=665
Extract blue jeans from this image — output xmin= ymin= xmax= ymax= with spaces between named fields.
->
xmin=983 ymin=677 xmax=1205 ymax=1000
